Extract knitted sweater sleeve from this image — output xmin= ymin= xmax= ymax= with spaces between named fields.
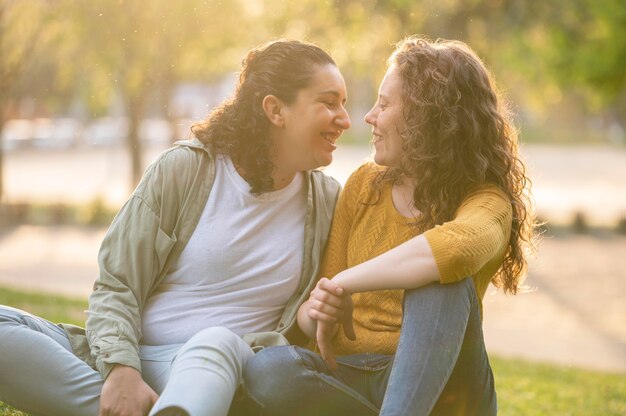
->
xmin=423 ymin=186 xmax=512 ymax=284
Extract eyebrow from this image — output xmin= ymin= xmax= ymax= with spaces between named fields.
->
xmin=317 ymin=90 xmax=347 ymax=103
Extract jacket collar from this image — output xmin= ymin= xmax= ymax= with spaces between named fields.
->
xmin=174 ymin=138 xmax=208 ymax=151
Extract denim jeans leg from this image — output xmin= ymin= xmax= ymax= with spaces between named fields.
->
xmin=380 ymin=278 xmax=496 ymax=416
xmin=243 ymin=345 xmax=383 ymax=416
xmin=150 ymin=327 xmax=254 ymax=416
xmin=0 ymin=305 xmax=102 ymax=416
xmin=430 ymin=285 xmax=497 ymax=416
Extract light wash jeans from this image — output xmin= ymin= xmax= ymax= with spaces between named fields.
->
xmin=242 ymin=278 xmax=497 ymax=416
xmin=0 ymin=305 xmax=253 ymax=416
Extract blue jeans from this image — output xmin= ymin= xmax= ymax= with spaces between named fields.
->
xmin=242 ymin=278 xmax=497 ymax=416
xmin=0 ymin=305 xmax=254 ymax=416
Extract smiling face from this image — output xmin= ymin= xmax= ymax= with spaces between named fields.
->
xmin=270 ymin=63 xmax=351 ymax=175
xmin=364 ymin=65 xmax=406 ymax=168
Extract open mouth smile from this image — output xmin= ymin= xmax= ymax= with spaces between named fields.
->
xmin=321 ymin=131 xmax=341 ymax=144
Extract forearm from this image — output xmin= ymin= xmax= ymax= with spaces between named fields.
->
xmin=296 ymin=300 xmax=318 ymax=340
xmin=87 ymin=282 xmax=143 ymax=377
xmin=332 ymin=234 xmax=440 ymax=293
xmin=297 ymin=297 xmax=342 ymax=341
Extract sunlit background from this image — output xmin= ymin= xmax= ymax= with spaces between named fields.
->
xmin=0 ymin=0 xmax=625 ymax=413
xmin=1 ymin=0 xmax=625 ymax=221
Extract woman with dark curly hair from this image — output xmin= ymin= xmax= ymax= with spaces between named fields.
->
xmin=244 ymin=36 xmax=537 ymax=415
xmin=0 ymin=39 xmax=350 ymax=416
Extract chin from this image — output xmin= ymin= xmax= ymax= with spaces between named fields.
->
xmin=316 ymin=155 xmax=333 ymax=168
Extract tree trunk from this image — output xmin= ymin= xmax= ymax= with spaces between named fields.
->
xmin=0 ymin=5 xmax=5 ymax=203
xmin=155 ymin=68 xmax=178 ymax=144
xmin=0 ymin=117 xmax=5 ymax=202
xmin=126 ymin=95 xmax=145 ymax=190
xmin=0 ymin=95 xmax=9 ymax=203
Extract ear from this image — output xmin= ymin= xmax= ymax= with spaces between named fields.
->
xmin=262 ymin=95 xmax=285 ymax=127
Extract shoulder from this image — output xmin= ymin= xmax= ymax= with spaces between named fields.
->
xmin=342 ymin=162 xmax=386 ymax=202
xmin=156 ymin=139 xmax=211 ymax=169
xmin=455 ymin=184 xmax=512 ymax=221
xmin=346 ymin=162 xmax=385 ymax=186
xmin=132 ymin=141 xmax=215 ymax=207
xmin=139 ymin=141 xmax=212 ymax=185
xmin=460 ymin=184 xmax=511 ymax=209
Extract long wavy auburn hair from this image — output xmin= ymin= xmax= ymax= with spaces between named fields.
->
xmin=385 ymin=36 xmax=537 ymax=294
xmin=192 ymin=39 xmax=335 ymax=194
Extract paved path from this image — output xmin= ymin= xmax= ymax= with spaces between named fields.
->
xmin=482 ymin=233 xmax=626 ymax=373
xmin=3 ymin=143 xmax=626 ymax=226
xmin=0 ymin=225 xmax=624 ymax=374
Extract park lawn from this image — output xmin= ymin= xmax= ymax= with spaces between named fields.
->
xmin=0 ymin=287 xmax=625 ymax=415
xmin=0 ymin=286 xmax=87 ymax=327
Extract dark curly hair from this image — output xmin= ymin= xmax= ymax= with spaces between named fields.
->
xmin=384 ymin=36 xmax=537 ymax=294
xmin=192 ymin=39 xmax=336 ymax=193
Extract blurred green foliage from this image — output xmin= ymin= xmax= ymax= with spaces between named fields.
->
xmin=2 ymin=0 xmax=624 ymax=122
xmin=1 ymin=0 xmax=624 ymax=197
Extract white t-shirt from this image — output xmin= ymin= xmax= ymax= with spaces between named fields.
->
xmin=141 ymin=154 xmax=307 ymax=345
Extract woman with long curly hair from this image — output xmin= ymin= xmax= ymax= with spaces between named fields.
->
xmin=0 ymin=39 xmax=350 ymax=416
xmin=244 ymin=36 xmax=537 ymax=415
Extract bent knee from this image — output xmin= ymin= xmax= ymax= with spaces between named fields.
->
xmin=184 ymin=326 xmax=249 ymax=354
xmin=246 ymin=345 xmax=298 ymax=374
xmin=244 ymin=346 xmax=302 ymax=394
xmin=193 ymin=326 xmax=238 ymax=341
xmin=0 ymin=305 xmax=29 ymax=325
xmin=442 ymin=277 xmax=477 ymax=303
xmin=407 ymin=277 xmax=475 ymax=298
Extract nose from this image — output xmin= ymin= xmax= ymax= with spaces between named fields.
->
xmin=335 ymin=106 xmax=351 ymax=130
xmin=364 ymin=105 xmax=376 ymax=126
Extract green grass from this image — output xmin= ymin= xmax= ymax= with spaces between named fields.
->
xmin=1 ymin=287 xmax=625 ymax=415
xmin=491 ymin=356 xmax=626 ymax=415
xmin=0 ymin=286 xmax=87 ymax=326
xmin=0 ymin=287 xmax=87 ymax=416
xmin=0 ymin=404 xmax=25 ymax=416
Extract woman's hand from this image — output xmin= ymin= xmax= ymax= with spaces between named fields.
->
xmin=309 ymin=278 xmax=356 ymax=370
xmin=315 ymin=297 xmax=354 ymax=371
xmin=307 ymin=278 xmax=346 ymax=322
xmin=99 ymin=365 xmax=158 ymax=416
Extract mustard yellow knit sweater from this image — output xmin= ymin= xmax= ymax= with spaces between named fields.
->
xmin=321 ymin=163 xmax=512 ymax=356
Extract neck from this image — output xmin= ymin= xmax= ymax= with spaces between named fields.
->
xmin=392 ymin=177 xmax=420 ymax=219
xmin=271 ymin=168 xmax=297 ymax=191
xmin=269 ymin=132 xmax=299 ymax=190
xmin=397 ymin=174 xmax=416 ymax=188
xmin=233 ymin=161 xmax=296 ymax=192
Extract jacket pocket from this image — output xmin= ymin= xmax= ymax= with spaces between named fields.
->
xmin=155 ymin=227 xmax=177 ymax=272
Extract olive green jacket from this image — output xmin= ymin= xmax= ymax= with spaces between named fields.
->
xmin=60 ymin=139 xmax=340 ymax=379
